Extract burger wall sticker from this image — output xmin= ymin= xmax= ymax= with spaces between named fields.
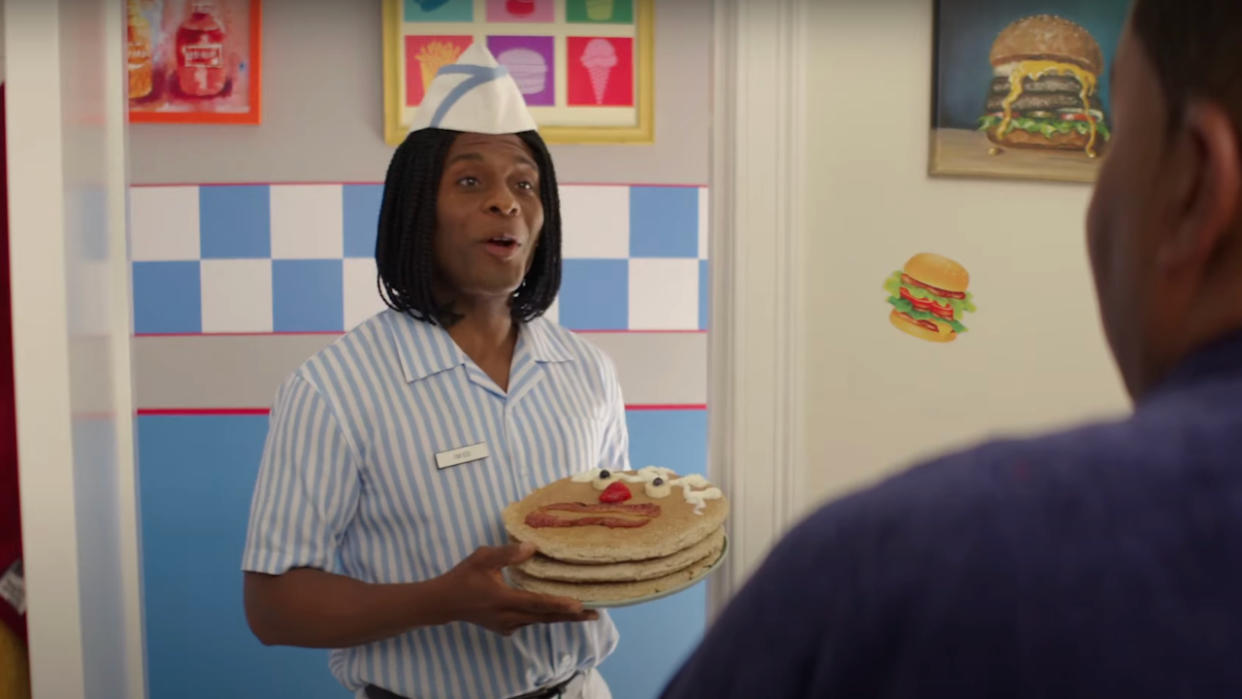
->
xmin=883 ymin=253 xmax=976 ymax=343
xmin=929 ymin=1 xmax=1129 ymax=184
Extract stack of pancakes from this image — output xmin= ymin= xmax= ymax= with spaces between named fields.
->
xmin=502 ymin=468 xmax=728 ymax=604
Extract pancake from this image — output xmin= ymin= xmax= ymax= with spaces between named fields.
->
xmin=515 ymin=527 xmax=725 ymax=583
xmin=502 ymin=468 xmax=729 ymax=564
xmin=508 ymin=548 xmax=723 ymax=603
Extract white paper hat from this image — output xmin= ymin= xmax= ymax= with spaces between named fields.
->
xmin=408 ymin=43 xmax=539 ymax=134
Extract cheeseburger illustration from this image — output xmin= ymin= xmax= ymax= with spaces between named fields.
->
xmin=978 ymin=14 xmax=1110 ymax=158
xmin=883 ymin=253 xmax=976 ymax=343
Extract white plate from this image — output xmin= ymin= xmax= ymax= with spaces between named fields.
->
xmin=505 ymin=536 xmax=729 ymax=610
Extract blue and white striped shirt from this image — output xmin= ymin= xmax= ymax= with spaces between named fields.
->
xmin=242 ymin=310 xmax=625 ymax=699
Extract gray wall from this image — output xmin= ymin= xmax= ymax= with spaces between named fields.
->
xmin=128 ymin=0 xmax=711 ymax=185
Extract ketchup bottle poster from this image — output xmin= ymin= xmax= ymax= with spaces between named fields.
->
xmin=127 ymin=0 xmax=262 ymax=124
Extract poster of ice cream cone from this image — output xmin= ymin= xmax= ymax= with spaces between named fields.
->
xmin=486 ymin=0 xmax=554 ymax=23
xmin=382 ymin=0 xmax=652 ymax=144
xmin=488 ymin=36 xmax=555 ymax=106
xmin=567 ymin=0 xmax=634 ymax=23
xmin=568 ymin=37 xmax=634 ymax=107
xmin=404 ymin=35 xmax=473 ymax=106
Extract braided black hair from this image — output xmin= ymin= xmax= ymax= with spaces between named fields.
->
xmin=375 ymin=128 xmax=562 ymax=326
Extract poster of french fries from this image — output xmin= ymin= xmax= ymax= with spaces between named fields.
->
xmin=381 ymin=0 xmax=653 ymax=145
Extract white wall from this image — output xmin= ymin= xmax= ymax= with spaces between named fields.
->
xmin=799 ymin=0 xmax=1129 ymax=507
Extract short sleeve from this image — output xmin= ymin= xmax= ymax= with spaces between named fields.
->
xmin=597 ymin=356 xmax=631 ymax=473
xmin=241 ymin=373 xmax=361 ymax=575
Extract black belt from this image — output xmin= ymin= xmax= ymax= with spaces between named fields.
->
xmin=365 ymin=673 xmax=576 ymax=699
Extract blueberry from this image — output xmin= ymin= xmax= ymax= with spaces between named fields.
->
xmin=599 ymin=469 xmax=611 ymax=479
xmin=653 ymin=477 xmax=664 ymax=486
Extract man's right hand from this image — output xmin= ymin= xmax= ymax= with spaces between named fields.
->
xmin=437 ymin=542 xmax=600 ymax=636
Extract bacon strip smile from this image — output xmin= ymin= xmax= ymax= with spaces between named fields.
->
xmin=525 ymin=501 xmax=662 ymax=528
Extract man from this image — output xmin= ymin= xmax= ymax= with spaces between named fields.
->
xmin=242 ymin=45 xmax=621 ymax=699
xmin=663 ymin=0 xmax=1242 ymax=696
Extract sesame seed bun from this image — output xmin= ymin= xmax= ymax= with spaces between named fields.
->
xmin=902 ymin=253 xmax=970 ymax=293
xmin=989 ymin=14 xmax=1104 ymax=76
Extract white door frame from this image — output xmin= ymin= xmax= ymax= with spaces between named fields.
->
xmin=7 ymin=2 xmax=145 ymax=697
xmin=707 ymin=0 xmax=809 ymax=614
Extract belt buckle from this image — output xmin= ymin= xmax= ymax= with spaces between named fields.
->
xmin=516 ymin=672 xmax=575 ymax=699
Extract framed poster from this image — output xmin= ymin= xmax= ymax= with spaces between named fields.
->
xmin=127 ymin=0 xmax=262 ymax=124
xmin=929 ymin=0 xmax=1128 ymax=183
xmin=382 ymin=0 xmax=653 ymax=145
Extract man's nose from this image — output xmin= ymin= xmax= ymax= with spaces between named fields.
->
xmin=486 ymin=186 xmax=520 ymax=216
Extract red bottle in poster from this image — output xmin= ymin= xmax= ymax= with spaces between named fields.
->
xmin=176 ymin=0 xmax=227 ymax=97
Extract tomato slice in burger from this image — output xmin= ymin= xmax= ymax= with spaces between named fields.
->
xmin=900 ymin=288 xmax=955 ymax=320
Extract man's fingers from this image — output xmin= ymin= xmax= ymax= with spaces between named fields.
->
xmin=472 ymin=542 xmax=536 ymax=569
xmin=507 ymin=590 xmax=586 ymax=615
xmin=535 ymin=610 xmax=600 ymax=624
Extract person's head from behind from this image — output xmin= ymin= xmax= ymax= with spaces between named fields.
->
xmin=1088 ymin=0 xmax=1242 ymax=400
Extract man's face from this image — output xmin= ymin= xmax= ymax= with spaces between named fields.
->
xmin=1086 ymin=23 xmax=1171 ymax=397
xmin=433 ymin=132 xmax=544 ymax=302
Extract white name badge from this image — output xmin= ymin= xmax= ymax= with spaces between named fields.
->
xmin=435 ymin=442 xmax=490 ymax=470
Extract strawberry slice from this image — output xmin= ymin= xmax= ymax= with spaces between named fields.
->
xmin=599 ymin=481 xmax=632 ymax=503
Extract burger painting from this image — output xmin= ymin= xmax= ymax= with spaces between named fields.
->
xmin=930 ymin=0 xmax=1128 ymax=183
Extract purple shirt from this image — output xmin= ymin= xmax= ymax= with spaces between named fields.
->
xmin=662 ymin=330 xmax=1242 ymax=698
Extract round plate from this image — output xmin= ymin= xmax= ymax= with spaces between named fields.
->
xmin=505 ymin=536 xmax=729 ymax=610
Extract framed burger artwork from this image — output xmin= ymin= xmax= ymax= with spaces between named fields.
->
xmin=929 ymin=0 xmax=1129 ymax=183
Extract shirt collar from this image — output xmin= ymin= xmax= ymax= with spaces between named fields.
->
xmin=519 ymin=316 xmax=575 ymax=365
xmin=387 ymin=312 xmax=574 ymax=385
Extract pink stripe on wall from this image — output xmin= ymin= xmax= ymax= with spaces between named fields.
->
xmin=138 ymin=404 xmax=707 ymax=416
xmin=138 ymin=408 xmax=273 ymax=416
xmin=130 ymin=181 xmax=708 ymax=188
xmin=133 ymin=329 xmax=707 ymax=338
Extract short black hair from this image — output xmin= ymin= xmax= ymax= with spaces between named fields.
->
xmin=375 ymin=128 xmax=562 ymax=326
xmin=1130 ymin=0 xmax=1242 ymax=142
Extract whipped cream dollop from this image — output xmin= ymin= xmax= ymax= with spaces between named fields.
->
xmin=572 ymin=466 xmax=723 ymax=514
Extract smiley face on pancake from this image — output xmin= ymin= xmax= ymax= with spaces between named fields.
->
xmin=503 ymin=467 xmax=727 ymax=564
xmin=502 ymin=467 xmax=729 ymax=602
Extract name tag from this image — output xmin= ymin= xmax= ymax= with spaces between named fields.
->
xmin=435 ymin=442 xmax=489 ymax=470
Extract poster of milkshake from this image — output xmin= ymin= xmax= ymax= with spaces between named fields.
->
xmin=127 ymin=0 xmax=262 ymax=124
xmin=382 ymin=0 xmax=652 ymax=145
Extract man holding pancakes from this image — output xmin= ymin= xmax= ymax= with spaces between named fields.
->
xmin=241 ymin=45 xmax=621 ymax=699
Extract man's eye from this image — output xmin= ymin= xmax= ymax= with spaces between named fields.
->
xmin=458 ymin=176 xmax=480 ymax=187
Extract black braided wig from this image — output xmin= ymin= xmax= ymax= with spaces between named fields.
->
xmin=375 ymin=128 xmax=562 ymax=327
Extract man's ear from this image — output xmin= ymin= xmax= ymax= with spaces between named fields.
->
xmin=1156 ymin=101 xmax=1242 ymax=274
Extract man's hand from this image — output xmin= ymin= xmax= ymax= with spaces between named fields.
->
xmin=437 ymin=542 xmax=599 ymax=635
